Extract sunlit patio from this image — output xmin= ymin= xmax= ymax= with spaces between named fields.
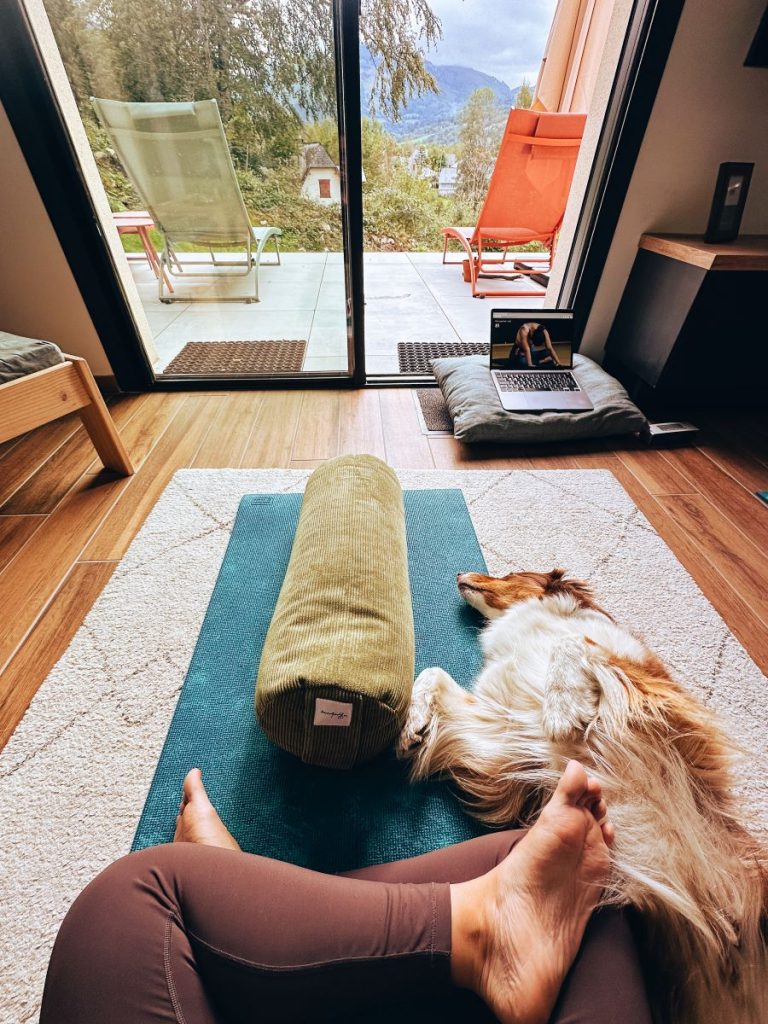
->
xmin=129 ymin=250 xmax=546 ymax=375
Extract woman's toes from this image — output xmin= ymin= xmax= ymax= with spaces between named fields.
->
xmin=470 ymin=764 xmax=614 ymax=1024
xmin=589 ymin=797 xmax=608 ymax=823
xmin=174 ymin=767 xmax=241 ymax=851
xmin=601 ymin=819 xmax=615 ymax=847
xmin=582 ymin=775 xmax=603 ymax=804
xmin=182 ymin=767 xmax=207 ymax=804
xmin=553 ymin=760 xmax=590 ymax=806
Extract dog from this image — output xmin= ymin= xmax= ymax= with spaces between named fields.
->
xmin=398 ymin=568 xmax=768 ymax=1023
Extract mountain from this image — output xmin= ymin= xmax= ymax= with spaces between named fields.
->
xmin=359 ymin=48 xmax=519 ymax=144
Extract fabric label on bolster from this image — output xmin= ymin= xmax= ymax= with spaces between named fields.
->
xmin=313 ymin=698 xmax=354 ymax=727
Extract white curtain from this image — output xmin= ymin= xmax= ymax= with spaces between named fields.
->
xmin=532 ymin=0 xmax=615 ymax=113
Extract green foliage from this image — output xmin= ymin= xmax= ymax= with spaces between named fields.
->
xmin=46 ymin=0 xmax=440 ymax=129
xmin=360 ymin=119 xmax=401 ymax=184
xmin=226 ymin=102 xmax=301 ymax=169
xmin=423 ymin=145 xmax=449 ymax=173
xmin=45 ymin=0 xmax=546 ymax=256
xmin=302 ymin=120 xmax=341 ymax=165
xmin=82 ymin=113 xmax=142 ymax=210
xmin=456 ymin=87 xmax=504 ymax=219
xmin=237 ymin=165 xmax=343 ymax=251
xmin=363 ymin=169 xmax=446 ymax=250
xmin=301 ymin=117 xmax=403 ymax=188
xmin=362 ymin=0 xmax=440 ymax=120
xmin=516 ymin=78 xmax=534 ymax=109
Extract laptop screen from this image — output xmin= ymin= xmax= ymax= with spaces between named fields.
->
xmin=490 ymin=311 xmax=574 ymax=370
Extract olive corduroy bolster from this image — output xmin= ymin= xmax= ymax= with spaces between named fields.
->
xmin=255 ymin=455 xmax=415 ymax=769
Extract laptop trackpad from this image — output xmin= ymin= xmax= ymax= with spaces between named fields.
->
xmin=502 ymin=391 xmax=593 ymax=412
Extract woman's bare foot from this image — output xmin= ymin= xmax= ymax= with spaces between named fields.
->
xmin=451 ymin=761 xmax=613 ymax=1024
xmin=173 ymin=768 xmax=241 ymax=851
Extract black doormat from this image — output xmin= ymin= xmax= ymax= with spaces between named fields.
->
xmin=163 ymin=340 xmax=306 ymax=375
xmin=416 ymin=389 xmax=453 ymax=432
xmin=397 ymin=341 xmax=489 ymax=375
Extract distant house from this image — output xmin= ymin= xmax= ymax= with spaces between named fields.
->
xmin=299 ymin=142 xmax=366 ymax=203
xmin=299 ymin=143 xmax=340 ymax=204
xmin=438 ymin=165 xmax=457 ymax=196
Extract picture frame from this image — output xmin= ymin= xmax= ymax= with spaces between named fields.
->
xmin=704 ymin=162 xmax=753 ymax=244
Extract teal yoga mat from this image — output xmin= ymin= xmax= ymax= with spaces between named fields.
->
xmin=132 ymin=489 xmax=491 ymax=869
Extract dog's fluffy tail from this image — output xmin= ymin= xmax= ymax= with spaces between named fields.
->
xmin=581 ymin=645 xmax=768 ymax=1023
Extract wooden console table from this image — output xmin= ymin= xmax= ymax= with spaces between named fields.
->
xmin=603 ymin=234 xmax=768 ymax=412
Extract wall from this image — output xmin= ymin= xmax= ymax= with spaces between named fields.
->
xmin=301 ymin=168 xmax=342 ymax=205
xmin=0 ymin=100 xmax=112 ymax=375
xmin=546 ymin=0 xmax=634 ymax=304
xmin=580 ymin=0 xmax=768 ymax=360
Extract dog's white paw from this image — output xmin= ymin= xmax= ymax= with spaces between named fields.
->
xmin=542 ymin=698 xmax=585 ymax=743
xmin=396 ymin=667 xmax=445 ymax=758
xmin=542 ymin=637 xmax=599 ymax=743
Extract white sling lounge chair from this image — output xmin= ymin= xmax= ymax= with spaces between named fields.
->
xmin=92 ymin=97 xmax=281 ymax=303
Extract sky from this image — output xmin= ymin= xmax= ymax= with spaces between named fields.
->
xmin=422 ymin=0 xmax=559 ymax=86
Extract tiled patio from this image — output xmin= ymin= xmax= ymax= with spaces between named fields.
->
xmin=128 ymin=251 xmax=545 ymax=375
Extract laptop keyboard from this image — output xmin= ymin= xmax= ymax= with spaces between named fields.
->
xmin=494 ymin=371 xmax=579 ymax=392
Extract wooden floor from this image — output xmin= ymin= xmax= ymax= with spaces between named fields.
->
xmin=1 ymin=389 xmax=767 ymax=752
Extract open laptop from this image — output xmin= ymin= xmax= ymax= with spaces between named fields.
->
xmin=490 ymin=309 xmax=593 ymax=412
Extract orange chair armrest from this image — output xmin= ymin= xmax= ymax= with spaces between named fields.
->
xmin=506 ymin=132 xmax=582 ymax=147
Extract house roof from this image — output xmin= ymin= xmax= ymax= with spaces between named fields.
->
xmin=300 ymin=143 xmax=338 ymax=172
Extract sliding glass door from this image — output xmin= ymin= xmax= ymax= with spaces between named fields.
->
xmin=358 ymin=0 xmax=553 ymax=376
xmin=356 ymin=0 xmax=636 ymax=378
xmin=16 ymin=0 xmax=357 ymax=381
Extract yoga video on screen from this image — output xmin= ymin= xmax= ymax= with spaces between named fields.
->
xmin=491 ymin=317 xmax=573 ymax=370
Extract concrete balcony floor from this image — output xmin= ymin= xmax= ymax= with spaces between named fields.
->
xmin=128 ymin=250 xmax=546 ymax=375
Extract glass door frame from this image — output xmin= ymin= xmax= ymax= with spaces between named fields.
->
xmin=0 ymin=0 xmax=684 ymax=391
xmin=333 ymin=0 xmax=366 ymax=386
xmin=0 ymin=0 xmax=367 ymax=389
xmin=0 ymin=0 xmax=157 ymax=391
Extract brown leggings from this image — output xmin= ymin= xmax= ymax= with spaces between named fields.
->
xmin=40 ymin=830 xmax=651 ymax=1024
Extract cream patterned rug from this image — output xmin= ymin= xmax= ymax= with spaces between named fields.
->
xmin=1 ymin=469 xmax=766 ymax=1022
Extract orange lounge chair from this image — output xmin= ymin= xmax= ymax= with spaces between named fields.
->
xmin=441 ymin=109 xmax=586 ymax=298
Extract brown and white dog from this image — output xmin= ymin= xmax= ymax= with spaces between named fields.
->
xmin=398 ymin=569 xmax=768 ymax=1023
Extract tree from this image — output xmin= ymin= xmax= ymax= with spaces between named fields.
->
xmin=360 ymin=119 xmax=400 ymax=184
xmin=361 ymin=0 xmax=439 ymax=119
xmin=455 ymin=87 xmax=503 ymax=216
xmin=516 ymin=77 xmax=534 ymax=109
xmin=304 ymin=117 xmax=400 ymax=187
xmin=43 ymin=0 xmax=120 ymax=101
xmin=45 ymin=0 xmax=441 ymax=160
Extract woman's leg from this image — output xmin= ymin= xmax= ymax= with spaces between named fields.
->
xmin=40 ymin=763 xmax=639 ymax=1024
xmin=340 ymin=828 xmax=527 ymax=883
xmin=344 ymin=832 xmax=652 ymax=1024
xmin=40 ymin=842 xmax=453 ymax=1024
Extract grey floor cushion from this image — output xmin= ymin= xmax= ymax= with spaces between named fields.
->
xmin=0 ymin=331 xmax=65 ymax=384
xmin=432 ymin=353 xmax=647 ymax=443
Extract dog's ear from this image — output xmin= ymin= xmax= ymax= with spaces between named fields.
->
xmin=547 ymin=568 xmax=567 ymax=585
xmin=544 ymin=570 xmax=609 ymax=615
xmin=544 ymin=569 xmax=588 ymax=594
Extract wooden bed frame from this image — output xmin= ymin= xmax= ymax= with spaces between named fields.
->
xmin=0 ymin=354 xmax=134 ymax=475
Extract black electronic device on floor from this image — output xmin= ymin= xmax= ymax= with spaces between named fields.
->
xmin=643 ymin=421 xmax=701 ymax=447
